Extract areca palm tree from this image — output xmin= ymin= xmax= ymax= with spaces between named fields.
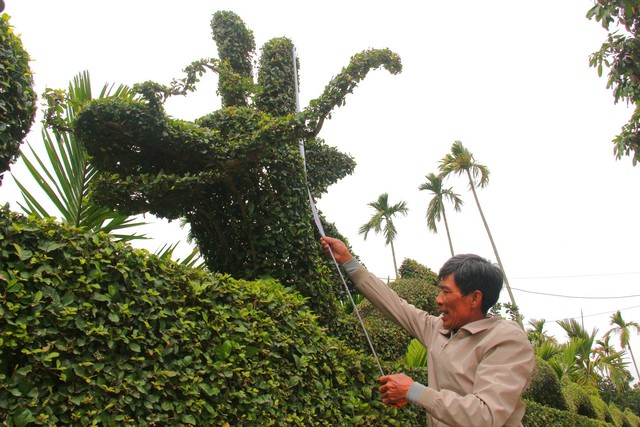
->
xmin=556 ymin=318 xmax=630 ymax=388
xmin=438 ymin=140 xmax=518 ymax=319
xmin=418 ymin=172 xmax=463 ymax=257
xmin=606 ymin=310 xmax=640 ymax=381
xmin=12 ymin=71 xmax=146 ymax=241
xmin=359 ymin=193 xmax=408 ymax=279
xmin=594 ymin=334 xmax=632 ymax=390
xmin=527 ymin=318 xmax=557 ymax=348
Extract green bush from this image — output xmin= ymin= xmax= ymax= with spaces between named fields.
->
xmin=356 ymin=274 xmax=439 ymax=363
xmin=523 ymin=357 xmax=569 ymax=410
xmin=609 ymin=402 xmax=633 ymax=427
xmin=398 ymin=258 xmax=438 ymax=284
xmin=0 ymin=14 xmax=36 ymax=184
xmin=623 ymin=408 xmax=640 ymax=427
xmin=0 ymin=208 xmax=424 ymax=426
xmin=524 ymin=400 xmax=612 ymax=427
xmin=564 ymin=379 xmax=600 ymax=420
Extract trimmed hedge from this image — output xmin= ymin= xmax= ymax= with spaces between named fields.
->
xmin=356 ymin=277 xmax=439 ymax=363
xmin=0 ymin=208 xmax=424 ymax=426
xmin=524 ymin=400 xmax=613 ymax=427
xmin=523 ymin=357 xmax=569 ymax=411
xmin=0 ymin=14 xmax=36 ymax=184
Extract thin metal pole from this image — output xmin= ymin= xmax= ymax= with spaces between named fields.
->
xmin=292 ymin=46 xmax=385 ymax=377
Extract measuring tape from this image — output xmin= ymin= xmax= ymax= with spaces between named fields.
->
xmin=292 ymin=47 xmax=385 ymax=377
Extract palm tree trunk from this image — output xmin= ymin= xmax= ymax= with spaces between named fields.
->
xmin=390 ymin=240 xmax=398 ymax=280
xmin=441 ymin=206 xmax=455 ymax=257
xmin=466 ymin=170 xmax=522 ymax=327
xmin=627 ymin=344 xmax=640 ymax=381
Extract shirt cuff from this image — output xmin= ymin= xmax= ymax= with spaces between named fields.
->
xmin=342 ymin=257 xmax=361 ymax=275
xmin=407 ymin=382 xmax=427 ymax=405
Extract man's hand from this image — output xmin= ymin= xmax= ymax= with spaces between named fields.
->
xmin=378 ymin=374 xmax=414 ymax=407
xmin=320 ymin=236 xmax=353 ymax=265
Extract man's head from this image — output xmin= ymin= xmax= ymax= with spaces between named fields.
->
xmin=435 ymin=254 xmax=503 ymax=330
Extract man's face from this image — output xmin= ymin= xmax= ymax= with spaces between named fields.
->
xmin=435 ymin=274 xmax=480 ymax=331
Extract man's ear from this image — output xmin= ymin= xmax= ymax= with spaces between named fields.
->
xmin=470 ymin=290 xmax=483 ymax=308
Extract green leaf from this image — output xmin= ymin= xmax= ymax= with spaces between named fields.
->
xmin=12 ymin=408 xmax=34 ymax=427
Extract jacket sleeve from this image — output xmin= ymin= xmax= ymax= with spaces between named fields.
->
xmin=410 ymin=325 xmax=534 ymax=427
xmin=349 ymin=265 xmax=438 ymax=343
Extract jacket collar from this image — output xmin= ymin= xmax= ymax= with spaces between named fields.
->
xmin=439 ymin=315 xmax=499 ymax=336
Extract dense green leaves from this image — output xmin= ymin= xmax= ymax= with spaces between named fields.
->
xmin=72 ymin=11 xmax=399 ymax=335
xmin=0 ymin=208 xmax=427 ymax=425
xmin=587 ymin=0 xmax=640 ymax=165
xmin=12 ymin=71 xmax=146 ymax=242
xmin=0 ymin=14 xmax=36 ymax=185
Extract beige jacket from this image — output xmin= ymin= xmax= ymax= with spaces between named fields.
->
xmin=350 ymin=266 xmax=534 ymax=427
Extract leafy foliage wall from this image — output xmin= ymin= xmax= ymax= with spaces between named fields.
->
xmin=72 ymin=11 xmax=402 ymax=334
xmin=0 ymin=13 xmax=36 ymax=185
xmin=0 ymin=208 xmax=431 ymax=426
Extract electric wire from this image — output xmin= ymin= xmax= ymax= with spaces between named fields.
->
xmin=546 ymin=304 xmax=640 ymax=324
xmin=511 ymin=287 xmax=640 ymax=300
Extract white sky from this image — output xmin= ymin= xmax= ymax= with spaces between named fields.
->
xmin=3 ymin=1 xmax=640 ymax=372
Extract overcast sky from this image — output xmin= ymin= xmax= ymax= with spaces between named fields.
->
xmin=3 ymin=1 xmax=640 ymax=369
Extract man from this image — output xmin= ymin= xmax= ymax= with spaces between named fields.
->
xmin=320 ymin=236 xmax=534 ymax=427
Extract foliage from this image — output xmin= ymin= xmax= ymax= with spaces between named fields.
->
xmin=564 ymin=379 xmax=600 ymax=419
xmin=606 ymin=310 xmax=640 ymax=381
xmin=555 ymin=318 xmax=631 ymax=391
xmin=0 ymin=13 xmax=36 ymax=185
xmin=0 ymin=207 xmax=429 ymax=426
xmin=523 ymin=357 xmax=569 ymax=411
xmin=210 ymin=10 xmax=255 ymax=107
xmin=357 ymin=272 xmax=439 ymax=362
xmin=527 ymin=318 xmax=559 ymax=348
xmin=523 ymin=400 xmax=613 ymax=427
xmin=624 ymin=408 xmax=640 ymax=426
xmin=404 ymin=339 xmax=428 ymax=368
xmin=599 ymin=378 xmax=640 ymax=418
xmin=418 ymin=172 xmax=462 ymax=256
xmin=587 ymin=0 xmax=640 ymax=165
xmin=398 ymin=258 xmax=438 ymax=284
xmin=72 ymin=11 xmax=402 ymax=335
xmin=12 ymin=71 xmax=147 ymax=242
xmin=359 ymin=193 xmax=409 ymax=278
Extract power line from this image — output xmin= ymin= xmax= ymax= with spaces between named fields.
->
xmin=545 ymin=304 xmax=640 ymax=324
xmin=511 ymin=287 xmax=640 ymax=300
xmin=512 ymin=271 xmax=640 ymax=280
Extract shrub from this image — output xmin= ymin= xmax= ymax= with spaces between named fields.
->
xmin=564 ymin=379 xmax=599 ymax=420
xmin=0 ymin=208 xmax=424 ymax=426
xmin=624 ymin=408 xmax=640 ymax=427
xmin=356 ymin=274 xmax=439 ymax=363
xmin=398 ymin=258 xmax=438 ymax=284
xmin=0 ymin=14 xmax=36 ymax=184
xmin=523 ymin=357 xmax=569 ymax=410
xmin=524 ymin=400 xmax=612 ymax=427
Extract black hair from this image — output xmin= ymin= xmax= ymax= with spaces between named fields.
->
xmin=438 ymin=254 xmax=503 ymax=314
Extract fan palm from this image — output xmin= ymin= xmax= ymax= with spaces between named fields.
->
xmin=606 ymin=310 xmax=640 ymax=381
xmin=418 ymin=172 xmax=462 ymax=257
xmin=359 ymin=193 xmax=408 ymax=279
xmin=12 ymin=71 xmax=146 ymax=241
xmin=438 ymin=140 xmax=518 ymax=320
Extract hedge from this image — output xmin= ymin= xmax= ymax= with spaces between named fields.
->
xmin=0 ymin=208 xmax=425 ymax=426
xmin=0 ymin=14 xmax=36 ymax=184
